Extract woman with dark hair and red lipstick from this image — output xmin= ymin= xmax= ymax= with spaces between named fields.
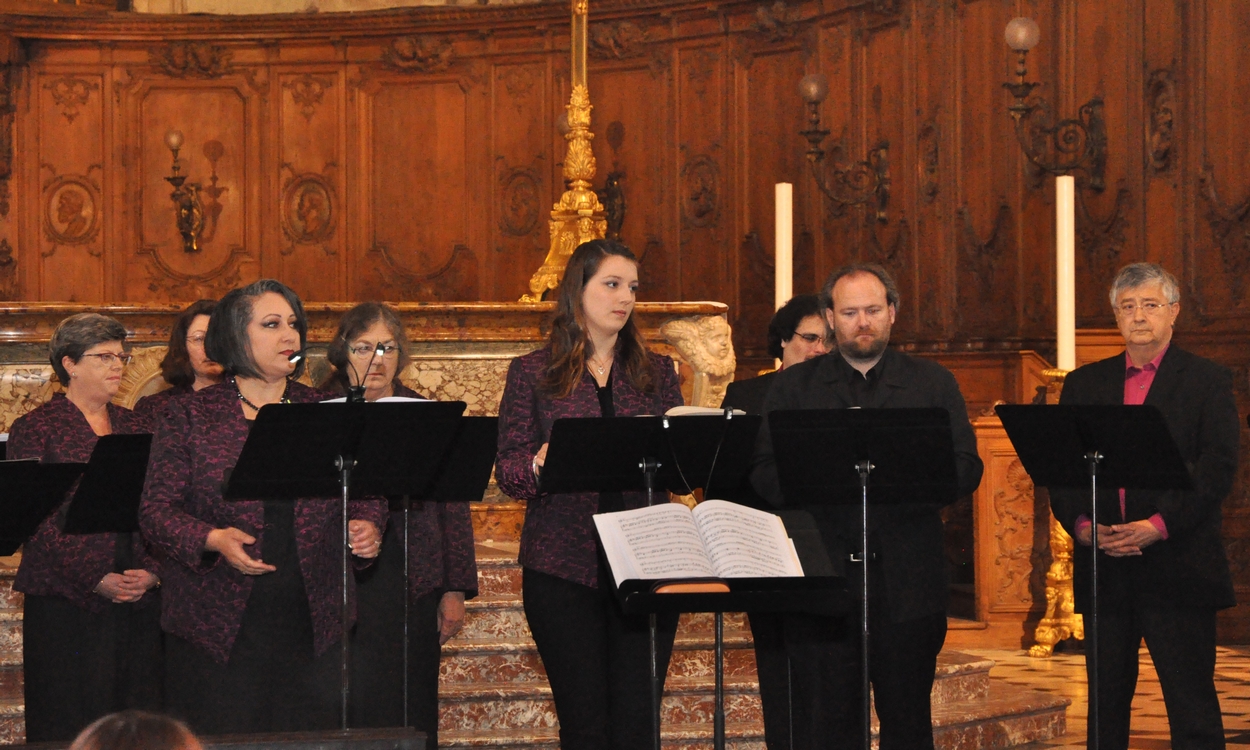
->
xmin=496 ymin=239 xmax=684 ymax=750
xmin=139 ymin=280 xmax=387 ymax=735
xmin=8 ymin=313 xmax=162 ymax=742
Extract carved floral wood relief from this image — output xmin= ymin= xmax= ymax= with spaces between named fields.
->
xmin=1198 ymin=165 xmax=1250 ymax=304
xmin=43 ymin=77 xmax=99 ymax=124
xmin=284 ymin=74 xmax=333 ymax=122
xmin=41 ymin=171 xmax=102 ymax=255
xmin=382 ymin=36 xmax=454 ymax=74
xmin=150 ymin=42 xmax=234 ymax=78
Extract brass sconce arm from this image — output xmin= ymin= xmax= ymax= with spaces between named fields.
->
xmin=1002 ymin=18 xmax=1107 ymax=192
xmin=164 ymin=129 xmax=205 ymax=254
xmin=797 ymin=74 xmax=890 ymax=222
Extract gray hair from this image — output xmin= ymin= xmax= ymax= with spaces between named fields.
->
xmin=821 ymin=263 xmax=901 ymax=312
xmin=49 ymin=313 xmax=128 ymax=386
xmin=1108 ymin=263 xmax=1180 ymax=308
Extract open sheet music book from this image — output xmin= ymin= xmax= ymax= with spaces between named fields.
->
xmin=594 ymin=499 xmax=803 ymax=589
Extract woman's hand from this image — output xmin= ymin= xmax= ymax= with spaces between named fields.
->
xmin=205 ymin=527 xmax=277 ymax=576
xmin=348 ymin=520 xmax=382 ymax=559
xmin=532 ymin=443 xmax=549 ymax=479
xmin=95 ymin=570 xmax=158 ymax=603
xmin=437 ymin=590 xmax=466 ymax=645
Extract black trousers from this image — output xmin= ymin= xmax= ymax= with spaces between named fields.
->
xmin=1090 ymin=605 xmax=1224 ymax=749
xmin=22 ymin=594 xmax=163 ymax=743
xmin=748 ymin=611 xmax=792 ymax=750
xmin=522 ymin=567 xmax=679 ymax=750
xmin=349 ymin=519 xmax=443 ymax=743
xmin=782 ymin=607 xmax=947 ymax=750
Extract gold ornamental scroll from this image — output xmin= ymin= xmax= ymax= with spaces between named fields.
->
xmin=1029 ymin=367 xmax=1084 ymax=657
xmin=520 ymin=0 xmax=607 ymax=302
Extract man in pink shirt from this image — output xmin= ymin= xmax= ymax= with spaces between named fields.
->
xmin=1050 ymin=263 xmax=1239 ymax=750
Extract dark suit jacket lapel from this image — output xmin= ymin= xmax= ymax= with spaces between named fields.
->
xmin=817 ymin=354 xmax=855 ymax=408
xmin=1142 ymin=347 xmax=1186 ymax=411
xmin=874 ymin=349 xmax=910 ymax=408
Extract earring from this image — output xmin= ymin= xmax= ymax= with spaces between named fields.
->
xmin=70 ymin=372 xmax=77 ymax=378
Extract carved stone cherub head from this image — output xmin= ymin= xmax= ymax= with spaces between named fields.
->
xmin=660 ymin=316 xmax=736 ymax=377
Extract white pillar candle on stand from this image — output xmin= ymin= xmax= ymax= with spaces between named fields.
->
xmin=1055 ymin=175 xmax=1076 ymax=372
xmin=775 ymin=183 xmax=793 ymax=312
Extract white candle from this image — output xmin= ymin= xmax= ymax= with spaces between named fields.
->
xmin=775 ymin=183 xmax=793 ymax=312
xmin=1055 ymin=175 xmax=1076 ymax=372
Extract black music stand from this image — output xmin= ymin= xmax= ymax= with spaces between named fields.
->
xmin=995 ymin=404 xmax=1191 ymax=750
xmin=61 ymin=433 xmax=154 ymax=574
xmin=223 ymin=400 xmax=468 ymax=730
xmin=768 ymin=408 xmax=960 ymax=750
xmin=0 ymin=460 xmax=86 ymax=556
xmin=543 ymin=411 xmax=765 ymax=750
xmin=394 ymin=415 xmax=498 ymax=727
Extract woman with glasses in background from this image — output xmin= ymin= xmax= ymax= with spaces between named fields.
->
xmin=7 ymin=313 xmax=163 ymax=742
xmin=135 ymin=300 xmax=223 ymax=421
xmin=320 ymin=302 xmax=477 ymax=745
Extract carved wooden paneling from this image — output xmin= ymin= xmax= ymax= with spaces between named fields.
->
xmin=675 ymin=44 xmax=728 ymax=304
xmin=35 ymin=70 xmax=105 ymax=301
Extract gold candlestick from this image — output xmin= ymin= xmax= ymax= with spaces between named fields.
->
xmin=521 ymin=0 xmax=606 ymax=302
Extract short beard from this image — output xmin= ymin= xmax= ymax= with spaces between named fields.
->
xmin=839 ymin=335 xmax=889 ymax=363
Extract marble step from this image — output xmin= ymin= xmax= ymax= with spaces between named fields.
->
xmin=438 ymin=673 xmax=766 ymax=733
xmin=0 ymin=698 xmax=23 ymax=745
xmin=0 ymin=612 xmax=21 ymax=667
xmin=441 ymin=724 xmax=768 ymax=749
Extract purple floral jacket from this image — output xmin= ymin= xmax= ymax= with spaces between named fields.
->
xmin=496 ymin=346 xmax=683 ymax=588
xmin=138 ymin=381 xmax=389 ymax=663
xmin=391 ymin=383 xmax=477 ymax=599
xmin=134 ymin=385 xmax=193 ymax=423
xmin=9 ymin=394 xmax=158 ymax=612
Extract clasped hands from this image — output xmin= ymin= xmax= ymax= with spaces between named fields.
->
xmin=206 ymin=520 xmax=383 ymax=576
xmin=95 ymin=569 xmax=160 ymax=603
xmin=1075 ymin=519 xmax=1163 ymax=557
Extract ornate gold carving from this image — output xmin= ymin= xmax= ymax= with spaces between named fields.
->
xmin=284 ymin=74 xmax=333 ymax=122
xmin=660 ymin=315 xmax=735 ymax=408
xmin=43 ymin=173 xmax=102 ymax=253
xmin=522 ymin=82 xmax=607 ymax=302
xmin=150 ymin=42 xmax=233 ymax=79
xmin=382 ymin=36 xmax=454 ymax=74
xmin=43 ymin=77 xmax=99 ymax=124
xmin=115 ymin=346 xmax=169 ymax=410
xmin=1028 ymin=512 xmax=1084 ymax=657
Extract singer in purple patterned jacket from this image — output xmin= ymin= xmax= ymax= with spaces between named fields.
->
xmin=139 ymin=280 xmax=386 ymax=735
xmin=496 ymin=240 xmax=684 ymax=750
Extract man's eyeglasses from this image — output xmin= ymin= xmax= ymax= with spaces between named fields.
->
xmin=349 ymin=344 xmax=399 ymax=358
xmin=1116 ymin=301 xmax=1173 ymax=316
xmin=792 ymin=333 xmax=828 ymax=345
xmin=81 ymin=352 xmax=133 ymax=366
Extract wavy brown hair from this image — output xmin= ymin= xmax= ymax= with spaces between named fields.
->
xmin=160 ymin=299 xmax=217 ymax=389
xmin=319 ymin=302 xmax=412 ymax=395
xmin=539 ymin=239 xmax=653 ymax=399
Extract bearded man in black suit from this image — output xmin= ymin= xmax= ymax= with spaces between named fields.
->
xmin=1049 ymin=262 xmax=1239 ymax=750
xmin=750 ymin=263 xmax=983 ymax=750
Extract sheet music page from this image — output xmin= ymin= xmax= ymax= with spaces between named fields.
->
xmin=692 ymin=499 xmax=804 ymax=578
xmin=593 ymin=503 xmax=716 ymax=588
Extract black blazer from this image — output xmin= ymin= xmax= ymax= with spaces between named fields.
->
xmin=1049 ymin=346 xmax=1239 ymax=612
xmin=750 ymin=348 xmax=983 ymax=621
xmin=721 ymin=371 xmax=778 ymax=417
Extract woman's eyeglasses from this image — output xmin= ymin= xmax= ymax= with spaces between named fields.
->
xmin=349 ymin=344 xmax=399 ymax=358
xmin=80 ymin=352 xmax=133 ymax=366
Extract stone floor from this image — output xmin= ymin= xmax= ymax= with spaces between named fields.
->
xmin=962 ymin=644 xmax=1250 ymax=748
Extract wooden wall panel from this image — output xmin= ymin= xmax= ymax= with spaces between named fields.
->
xmin=675 ymin=44 xmax=729 ymax=304
xmin=35 ymin=69 xmax=105 ymax=301
xmin=273 ymin=69 xmax=346 ymax=301
xmin=586 ymin=64 xmax=673 ymax=302
xmin=490 ymin=61 xmax=550 ymax=302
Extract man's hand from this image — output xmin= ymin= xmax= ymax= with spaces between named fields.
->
xmin=1098 ymin=520 xmax=1164 ymax=557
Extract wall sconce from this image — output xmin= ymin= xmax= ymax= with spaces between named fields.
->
xmin=1002 ymin=17 xmax=1107 ymax=192
xmin=164 ymin=129 xmax=205 ymax=253
xmin=797 ymin=73 xmax=890 ymax=223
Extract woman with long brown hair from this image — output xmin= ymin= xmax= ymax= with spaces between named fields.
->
xmin=496 ymin=239 xmax=684 ymax=749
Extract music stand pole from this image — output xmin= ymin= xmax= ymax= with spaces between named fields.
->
xmin=336 ymin=453 xmax=356 ymax=730
xmin=1085 ymin=451 xmax=1103 ymax=750
xmin=855 ymin=459 xmax=873 ymax=750
xmin=640 ymin=455 xmax=662 ymax=750
xmin=403 ymin=495 xmax=411 ymax=729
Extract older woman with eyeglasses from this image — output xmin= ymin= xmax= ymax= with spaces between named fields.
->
xmin=320 ymin=302 xmax=477 ymax=744
xmin=135 ymin=300 xmax=223 ymax=421
xmin=7 ymin=313 xmax=163 ymax=742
